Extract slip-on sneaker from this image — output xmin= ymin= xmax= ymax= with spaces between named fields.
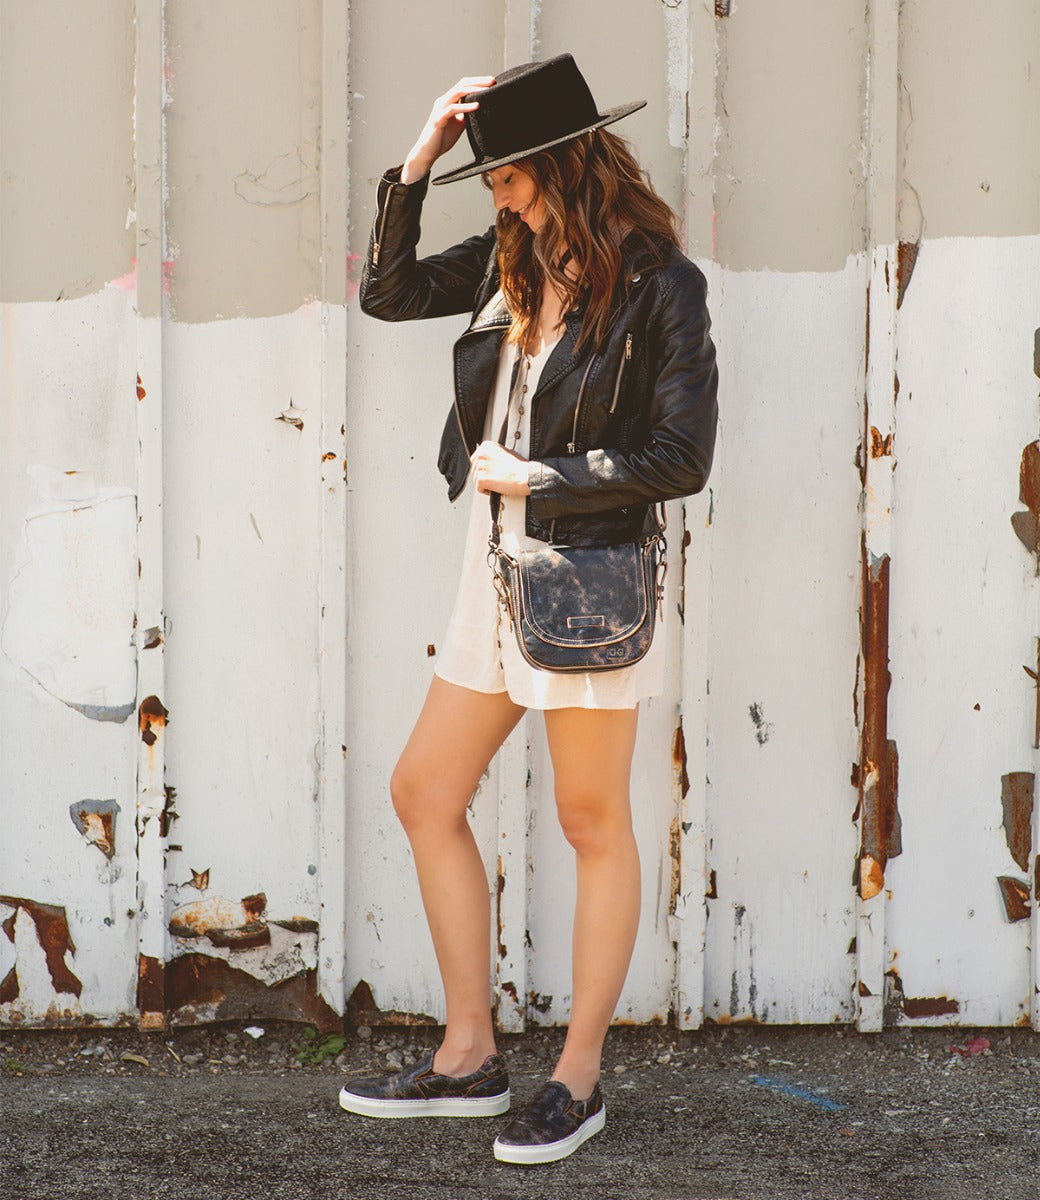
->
xmin=493 ymin=1080 xmax=605 ymax=1164
xmin=338 ymin=1052 xmax=510 ymax=1118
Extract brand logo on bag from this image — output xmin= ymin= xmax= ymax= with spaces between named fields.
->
xmin=606 ymin=646 xmax=626 ymax=659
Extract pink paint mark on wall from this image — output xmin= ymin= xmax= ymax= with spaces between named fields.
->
xmin=108 ymin=258 xmax=176 ymax=294
xmin=346 ymin=253 xmax=364 ymax=303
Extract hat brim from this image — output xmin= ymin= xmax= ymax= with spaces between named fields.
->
xmin=430 ymin=99 xmax=647 ymax=186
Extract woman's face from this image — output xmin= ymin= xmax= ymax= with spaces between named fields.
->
xmin=486 ymin=164 xmax=545 ymax=232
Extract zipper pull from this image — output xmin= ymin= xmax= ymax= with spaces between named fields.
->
xmin=566 ymin=441 xmax=575 ymax=454
xmin=372 ymin=244 xmax=380 ymax=267
xmin=625 ymin=332 xmax=632 ymax=359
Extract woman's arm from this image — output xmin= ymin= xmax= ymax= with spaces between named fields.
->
xmin=359 ymin=77 xmax=498 ymax=323
xmin=526 ymin=261 xmax=719 ymax=517
xmin=359 ymin=171 xmax=497 ymax=322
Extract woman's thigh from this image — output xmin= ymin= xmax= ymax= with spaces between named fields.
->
xmin=392 ymin=676 xmax=527 ymax=820
xmin=542 ymin=706 xmax=640 ymax=824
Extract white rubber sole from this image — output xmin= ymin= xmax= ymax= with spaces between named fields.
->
xmin=338 ymin=1086 xmax=510 ymax=1119
xmin=493 ymin=1105 xmax=606 ymax=1164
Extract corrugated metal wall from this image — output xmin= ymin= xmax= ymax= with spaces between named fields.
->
xmin=1 ymin=0 xmax=1038 ymax=1034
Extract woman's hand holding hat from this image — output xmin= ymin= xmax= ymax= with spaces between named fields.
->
xmin=401 ymin=77 xmax=496 ymax=184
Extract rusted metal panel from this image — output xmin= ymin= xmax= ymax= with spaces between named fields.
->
xmin=856 ymin=0 xmax=899 ymax=1033
xmin=857 ymin=551 xmax=902 ymax=898
xmin=996 ymin=877 xmax=1031 ymax=925
xmin=68 ymin=801 xmax=120 ymax=860
xmin=1011 ymin=441 xmax=1040 ymax=560
xmin=167 ymin=954 xmax=339 ymax=1031
xmin=901 ymin=994 xmax=960 ymax=1021
xmin=0 ymin=900 xmax=82 ymax=999
xmin=895 ymin=241 xmax=919 ymax=309
xmin=1001 ymin=773 xmax=1035 ymax=872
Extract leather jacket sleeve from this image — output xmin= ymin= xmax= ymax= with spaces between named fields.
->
xmin=527 ymin=261 xmax=719 ymax=518
xmin=359 ymin=167 xmax=497 ymax=321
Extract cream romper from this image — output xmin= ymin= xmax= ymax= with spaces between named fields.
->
xmin=434 ymin=332 xmax=665 ymax=710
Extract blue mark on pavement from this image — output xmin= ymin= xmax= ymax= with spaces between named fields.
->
xmin=748 ymin=1074 xmax=846 ymax=1113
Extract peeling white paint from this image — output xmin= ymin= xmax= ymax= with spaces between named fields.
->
xmin=170 ymin=922 xmax=318 ymax=986
xmin=1 ymin=489 xmax=137 ymax=722
xmin=170 ymin=896 xmax=260 ymax=934
xmin=0 ymin=906 xmax=81 ymax=1017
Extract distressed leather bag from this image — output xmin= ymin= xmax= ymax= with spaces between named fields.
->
xmin=488 ymin=504 xmax=666 ymax=674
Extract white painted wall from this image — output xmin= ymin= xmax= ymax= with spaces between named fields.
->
xmin=1 ymin=0 xmax=1038 ymax=1033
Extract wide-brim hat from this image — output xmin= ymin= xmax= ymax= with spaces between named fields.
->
xmin=431 ymin=53 xmax=645 ymax=186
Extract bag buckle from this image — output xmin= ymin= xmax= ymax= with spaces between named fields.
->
xmin=651 ymin=533 xmax=668 ymax=618
xmin=487 ymin=540 xmax=516 ymax=629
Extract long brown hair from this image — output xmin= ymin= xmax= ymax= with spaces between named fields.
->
xmin=486 ymin=129 xmax=679 ymax=354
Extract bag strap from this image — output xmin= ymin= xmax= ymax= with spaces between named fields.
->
xmin=488 ymin=346 xmax=526 ymax=550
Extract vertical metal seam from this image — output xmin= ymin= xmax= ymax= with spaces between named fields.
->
xmin=316 ymin=0 xmax=351 ymax=1018
xmin=856 ymin=0 xmax=901 ymax=1035
xmin=504 ymin=0 xmax=538 ymax=68
xmin=495 ymin=725 xmax=530 ymax=1033
xmin=494 ymin=0 xmax=538 ymax=1036
xmin=671 ymin=0 xmax=717 ymax=1032
xmin=133 ymin=0 xmax=169 ymax=1031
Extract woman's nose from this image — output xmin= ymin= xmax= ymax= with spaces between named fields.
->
xmin=492 ymin=185 xmax=508 ymax=210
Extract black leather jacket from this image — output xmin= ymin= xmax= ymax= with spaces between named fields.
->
xmin=360 ymin=167 xmax=718 ymax=546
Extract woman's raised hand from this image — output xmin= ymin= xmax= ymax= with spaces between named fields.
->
xmin=400 ymin=77 xmax=495 ymax=184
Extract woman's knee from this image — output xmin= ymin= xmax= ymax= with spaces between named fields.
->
xmin=389 ymin=759 xmax=466 ymax=834
xmin=389 ymin=760 xmax=426 ymax=829
xmin=555 ymin=788 xmax=633 ymax=856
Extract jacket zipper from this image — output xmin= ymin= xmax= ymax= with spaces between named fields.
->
xmin=567 ymin=330 xmax=633 ymax=451
xmin=609 ymin=333 xmax=633 ymax=415
xmin=567 ymin=357 xmax=597 ymax=454
xmin=371 ymin=188 xmax=394 ymax=267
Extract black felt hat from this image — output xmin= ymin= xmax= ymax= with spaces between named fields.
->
xmin=431 ymin=54 xmax=646 ymax=186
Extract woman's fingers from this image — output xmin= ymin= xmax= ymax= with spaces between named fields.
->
xmin=434 ymin=78 xmax=494 ymax=127
xmin=402 ymin=76 xmax=495 ymax=181
xmin=434 ymin=100 xmax=480 ymax=130
xmin=443 ymin=75 xmax=496 ymax=100
xmin=471 ymin=441 xmax=531 ymax=497
xmin=436 ymin=78 xmax=495 ymax=114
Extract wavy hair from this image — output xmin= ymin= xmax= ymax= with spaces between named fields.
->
xmin=485 ymin=129 xmax=679 ymax=354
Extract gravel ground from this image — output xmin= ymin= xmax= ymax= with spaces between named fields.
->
xmin=2 ymin=1022 xmax=1040 ymax=1199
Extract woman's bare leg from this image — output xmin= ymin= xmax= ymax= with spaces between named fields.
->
xmin=542 ymin=705 xmax=641 ymax=1100
xmin=390 ymin=675 xmax=526 ymax=1076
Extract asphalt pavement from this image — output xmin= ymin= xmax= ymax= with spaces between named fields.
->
xmin=2 ymin=1022 xmax=1039 ymax=1199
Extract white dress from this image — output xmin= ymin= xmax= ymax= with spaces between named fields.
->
xmin=434 ymin=333 xmax=665 ymax=710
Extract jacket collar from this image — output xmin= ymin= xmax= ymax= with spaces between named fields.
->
xmin=468 ymin=288 xmax=511 ymax=334
xmin=461 ymin=230 xmax=668 ymax=378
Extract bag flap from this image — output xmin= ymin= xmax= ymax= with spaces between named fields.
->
xmin=517 ymin=543 xmax=649 ymax=648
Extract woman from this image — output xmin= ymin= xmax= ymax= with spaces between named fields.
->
xmin=338 ymin=55 xmax=718 ymax=1165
